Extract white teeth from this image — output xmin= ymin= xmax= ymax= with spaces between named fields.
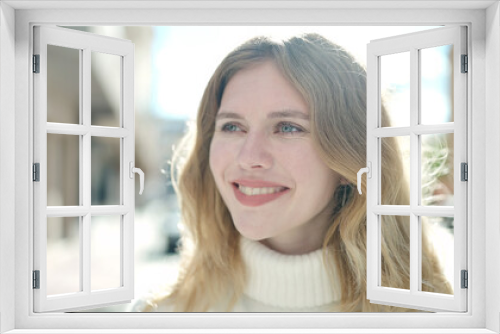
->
xmin=237 ymin=185 xmax=286 ymax=196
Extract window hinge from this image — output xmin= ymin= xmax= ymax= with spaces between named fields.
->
xmin=33 ymin=54 xmax=40 ymax=73
xmin=33 ymin=270 xmax=40 ymax=289
xmin=461 ymin=270 xmax=468 ymax=289
xmin=461 ymin=162 xmax=468 ymax=181
xmin=33 ymin=163 xmax=40 ymax=182
xmin=461 ymin=54 xmax=468 ymax=73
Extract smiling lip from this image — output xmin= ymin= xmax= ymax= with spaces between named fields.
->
xmin=231 ymin=179 xmax=290 ymax=207
xmin=233 ymin=179 xmax=288 ymax=188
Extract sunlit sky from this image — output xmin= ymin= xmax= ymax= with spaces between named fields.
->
xmin=151 ymin=25 xmax=448 ymax=121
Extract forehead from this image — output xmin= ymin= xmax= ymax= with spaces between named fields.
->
xmin=219 ymin=61 xmax=308 ymax=115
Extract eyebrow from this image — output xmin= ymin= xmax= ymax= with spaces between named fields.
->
xmin=215 ymin=110 xmax=310 ymax=121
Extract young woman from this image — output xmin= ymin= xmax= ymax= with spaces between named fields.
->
xmin=135 ymin=33 xmax=451 ymax=312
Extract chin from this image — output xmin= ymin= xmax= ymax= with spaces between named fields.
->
xmin=233 ymin=221 xmax=271 ymax=241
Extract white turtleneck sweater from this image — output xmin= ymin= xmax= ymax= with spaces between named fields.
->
xmin=131 ymin=237 xmax=341 ymax=312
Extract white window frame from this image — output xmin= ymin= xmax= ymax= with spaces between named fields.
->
xmin=366 ymin=26 xmax=468 ymax=312
xmin=1 ymin=1 xmax=499 ymax=333
xmin=33 ymin=25 xmax=136 ymax=312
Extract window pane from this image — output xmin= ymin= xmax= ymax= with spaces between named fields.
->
xmin=421 ymin=216 xmax=454 ymax=295
xmin=381 ymin=52 xmax=410 ymax=128
xmin=91 ymin=215 xmax=121 ymax=291
xmin=91 ymin=52 xmax=121 ymax=127
xmin=420 ymin=45 xmax=454 ymax=124
xmin=47 ymin=217 xmax=80 ymax=295
xmin=47 ymin=45 xmax=80 ymax=124
xmin=421 ymin=133 xmax=454 ymax=206
xmin=381 ymin=136 xmax=410 ymax=205
xmin=47 ymin=134 xmax=80 ymax=206
xmin=380 ymin=215 xmax=410 ymax=290
xmin=91 ymin=137 xmax=121 ymax=205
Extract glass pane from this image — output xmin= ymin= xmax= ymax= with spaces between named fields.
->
xmin=380 ymin=215 xmax=410 ymax=290
xmin=420 ymin=45 xmax=454 ymax=124
xmin=381 ymin=52 xmax=410 ymax=128
xmin=47 ymin=217 xmax=80 ymax=295
xmin=91 ymin=137 xmax=121 ymax=205
xmin=91 ymin=52 xmax=121 ymax=127
xmin=47 ymin=134 xmax=80 ymax=206
xmin=421 ymin=133 xmax=454 ymax=206
xmin=47 ymin=45 xmax=80 ymax=124
xmin=381 ymin=136 xmax=410 ymax=205
xmin=421 ymin=216 xmax=454 ymax=295
xmin=91 ymin=215 xmax=121 ymax=290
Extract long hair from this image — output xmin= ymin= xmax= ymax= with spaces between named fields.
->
xmin=152 ymin=33 xmax=451 ymax=312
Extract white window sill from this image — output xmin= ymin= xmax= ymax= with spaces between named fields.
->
xmin=3 ymin=329 xmax=498 ymax=334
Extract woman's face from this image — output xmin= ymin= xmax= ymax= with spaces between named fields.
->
xmin=209 ymin=61 xmax=341 ymax=254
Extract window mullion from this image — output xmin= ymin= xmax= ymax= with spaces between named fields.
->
xmin=372 ymin=205 xmax=454 ymax=217
xmin=372 ymin=124 xmax=455 ymax=137
xmin=46 ymin=206 xmax=89 ymax=216
xmin=122 ymin=52 xmax=135 ymax=296
xmin=410 ymin=47 xmax=420 ymax=294
xmin=90 ymin=205 xmax=129 ymax=215
xmin=82 ymin=47 xmax=91 ymax=295
xmin=46 ymin=123 xmax=130 ymax=137
xmin=365 ymin=46 xmax=379 ymax=296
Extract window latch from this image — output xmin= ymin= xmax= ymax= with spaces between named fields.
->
xmin=357 ymin=162 xmax=372 ymax=195
xmin=129 ymin=162 xmax=144 ymax=195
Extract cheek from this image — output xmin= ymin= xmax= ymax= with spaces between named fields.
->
xmin=209 ymin=139 xmax=232 ymax=183
xmin=285 ymin=147 xmax=339 ymax=194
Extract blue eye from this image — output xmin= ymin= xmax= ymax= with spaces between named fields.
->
xmin=217 ymin=122 xmax=305 ymax=136
xmin=278 ymin=122 xmax=303 ymax=134
xmin=221 ymin=123 xmax=242 ymax=132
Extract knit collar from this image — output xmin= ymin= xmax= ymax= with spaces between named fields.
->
xmin=240 ymin=237 xmax=340 ymax=309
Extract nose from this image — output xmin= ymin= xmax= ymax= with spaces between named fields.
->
xmin=237 ymin=131 xmax=273 ymax=170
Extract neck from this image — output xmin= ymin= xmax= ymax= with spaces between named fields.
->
xmin=259 ymin=204 xmax=333 ymax=255
xmin=259 ymin=232 xmax=324 ymax=255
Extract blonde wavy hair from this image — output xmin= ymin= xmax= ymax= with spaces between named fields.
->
xmin=149 ymin=33 xmax=451 ymax=312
